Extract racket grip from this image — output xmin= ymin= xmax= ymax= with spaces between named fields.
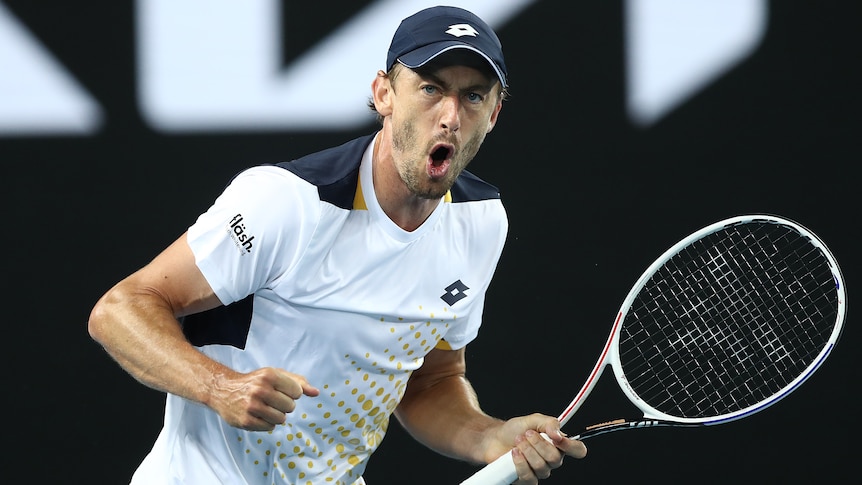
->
xmin=459 ymin=452 xmax=516 ymax=485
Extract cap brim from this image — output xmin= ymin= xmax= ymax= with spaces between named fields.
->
xmin=398 ymin=42 xmax=507 ymax=87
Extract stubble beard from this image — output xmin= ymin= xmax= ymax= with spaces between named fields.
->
xmin=391 ymin=119 xmax=484 ymax=200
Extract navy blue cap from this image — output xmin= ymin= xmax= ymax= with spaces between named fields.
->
xmin=386 ymin=6 xmax=508 ymax=87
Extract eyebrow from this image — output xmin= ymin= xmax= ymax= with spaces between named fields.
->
xmin=420 ymin=70 xmax=496 ymax=96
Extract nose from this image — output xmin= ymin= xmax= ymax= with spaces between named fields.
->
xmin=439 ymin=95 xmax=461 ymax=133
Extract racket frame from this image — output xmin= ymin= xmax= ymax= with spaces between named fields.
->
xmin=564 ymin=214 xmax=846 ymax=436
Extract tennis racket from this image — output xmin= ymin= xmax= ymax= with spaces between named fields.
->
xmin=460 ymin=214 xmax=846 ymax=485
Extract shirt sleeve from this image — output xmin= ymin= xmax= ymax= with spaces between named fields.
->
xmin=187 ymin=165 xmax=321 ymax=305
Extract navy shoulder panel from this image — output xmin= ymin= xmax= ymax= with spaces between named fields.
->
xmin=272 ymin=134 xmax=499 ymax=206
xmin=449 ymin=169 xmax=501 ymax=203
xmin=275 ymin=134 xmax=375 ymax=210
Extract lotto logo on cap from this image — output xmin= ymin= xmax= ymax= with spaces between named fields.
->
xmin=386 ymin=6 xmax=508 ymax=87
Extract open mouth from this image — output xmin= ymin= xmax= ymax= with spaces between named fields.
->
xmin=428 ymin=144 xmax=454 ymax=178
xmin=431 ymin=144 xmax=453 ymax=166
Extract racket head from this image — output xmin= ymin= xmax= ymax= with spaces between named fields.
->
xmin=607 ymin=214 xmax=845 ymax=426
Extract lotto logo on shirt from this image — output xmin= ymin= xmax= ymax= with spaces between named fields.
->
xmin=227 ymin=214 xmax=255 ymax=254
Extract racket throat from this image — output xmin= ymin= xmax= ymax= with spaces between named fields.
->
xmin=576 ymin=418 xmax=696 ymax=440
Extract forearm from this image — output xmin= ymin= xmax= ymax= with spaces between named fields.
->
xmin=88 ymin=280 xmax=229 ymax=406
xmin=395 ymin=371 xmax=505 ymax=464
xmin=394 ymin=347 xmax=512 ymax=463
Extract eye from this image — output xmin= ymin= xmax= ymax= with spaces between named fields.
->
xmin=422 ymin=85 xmax=439 ymax=95
xmin=466 ymin=92 xmax=485 ymax=104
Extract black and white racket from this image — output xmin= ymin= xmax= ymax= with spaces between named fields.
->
xmin=460 ymin=214 xmax=846 ymax=485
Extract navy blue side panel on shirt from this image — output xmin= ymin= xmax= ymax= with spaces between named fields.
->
xmin=181 ymin=295 xmax=254 ymax=349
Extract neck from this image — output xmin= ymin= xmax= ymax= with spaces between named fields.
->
xmin=372 ymin=129 xmax=440 ymax=232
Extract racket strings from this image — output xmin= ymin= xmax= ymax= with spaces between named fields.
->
xmin=618 ymin=222 xmax=839 ymax=419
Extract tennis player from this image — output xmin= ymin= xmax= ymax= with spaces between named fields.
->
xmin=88 ymin=6 xmax=587 ymax=484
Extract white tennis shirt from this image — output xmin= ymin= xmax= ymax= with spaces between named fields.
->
xmin=130 ymin=133 xmax=508 ymax=484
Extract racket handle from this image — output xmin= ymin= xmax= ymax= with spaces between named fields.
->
xmin=459 ymin=452 xmax=516 ymax=485
xmin=460 ymin=432 xmax=557 ymax=484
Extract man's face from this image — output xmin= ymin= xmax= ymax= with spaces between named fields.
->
xmin=387 ymin=64 xmax=502 ymax=200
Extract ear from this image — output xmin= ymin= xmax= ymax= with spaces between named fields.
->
xmin=485 ymin=100 xmax=503 ymax=134
xmin=371 ymin=71 xmax=394 ymax=117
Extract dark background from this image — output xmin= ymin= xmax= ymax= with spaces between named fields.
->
xmin=2 ymin=1 xmax=858 ymax=483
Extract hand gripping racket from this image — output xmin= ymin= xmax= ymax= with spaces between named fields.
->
xmin=460 ymin=214 xmax=846 ymax=485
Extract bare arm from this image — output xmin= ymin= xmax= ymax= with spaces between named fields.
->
xmin=88 ymin=232 xmax=318 ymax=430
xmin=394 ymin=347 xmax=501 ymax=463
xmin=395 ymin=347 xmax=587 ymax=484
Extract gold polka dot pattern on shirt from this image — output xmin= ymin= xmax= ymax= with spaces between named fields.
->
xmin=234 ymin=307 xmax=454 ymax=483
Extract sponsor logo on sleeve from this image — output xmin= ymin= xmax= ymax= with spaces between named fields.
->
xmin=228 ymin=214 xmax=255 ymax=254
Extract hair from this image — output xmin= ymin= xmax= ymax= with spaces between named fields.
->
xmin=367 ymin=61 xmax=509 ymax=126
